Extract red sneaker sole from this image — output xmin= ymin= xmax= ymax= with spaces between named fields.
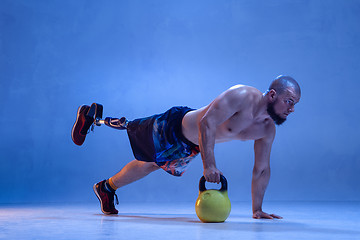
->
xmin=71 ymin=105 xmax=86 ymax=146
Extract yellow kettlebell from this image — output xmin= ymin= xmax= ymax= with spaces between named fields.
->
xmin=195 ymin=175 xmax=231 ymax=223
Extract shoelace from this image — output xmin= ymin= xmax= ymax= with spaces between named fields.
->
xmin=114 ymin=193 xmax=119 ymax=205
xmin=109 ymin=192 xmax=119 ymax=208
xmin=86 ymin=124 xmax=95 ymax=134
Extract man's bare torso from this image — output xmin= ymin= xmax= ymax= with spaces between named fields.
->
xmin=181 ymin=85 xmax=274 ymax=145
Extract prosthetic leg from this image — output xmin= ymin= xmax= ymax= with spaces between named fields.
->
xmin=90 ymin=103 xmax=129 ymax=130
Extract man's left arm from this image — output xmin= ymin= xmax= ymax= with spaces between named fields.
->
xmin=252 ymin=125 xmax=283 ymax=219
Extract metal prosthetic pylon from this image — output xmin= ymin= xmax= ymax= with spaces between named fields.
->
xmin=88 ymin=103 xmax=128 ymax=130
xmin=96 ymin=116 xmax=128 ymax=130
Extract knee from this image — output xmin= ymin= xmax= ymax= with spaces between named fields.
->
xmin=140 ymin=161 xmax=160 ymax=173
xmin=148 ymin=162 xmax=160 ymax=172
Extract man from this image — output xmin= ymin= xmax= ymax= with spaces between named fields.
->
xmin=71 ymin=75 xmax=301 ymax=219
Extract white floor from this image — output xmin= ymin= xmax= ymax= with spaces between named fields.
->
xmin=0 ymin=202 xmax=359 ymax=240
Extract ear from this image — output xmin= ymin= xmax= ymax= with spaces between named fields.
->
xmin=267 ymin=89 xmax=277 ymax=102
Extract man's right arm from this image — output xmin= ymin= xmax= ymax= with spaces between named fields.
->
xmin=199 ymin=115 xmax=221 ymax=183
xmin=198 ymin=87 xmax=249 ymax=183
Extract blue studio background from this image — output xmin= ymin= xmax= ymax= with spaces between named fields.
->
xmin=0 ymin=0 xmax=359 ymax=204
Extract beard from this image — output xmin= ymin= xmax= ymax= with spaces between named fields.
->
xmin=267 ymin=101 xmax=286 ymax=126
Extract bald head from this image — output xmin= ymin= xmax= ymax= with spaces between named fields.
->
xmin=269 ymin=75 xmax=301 ymax=96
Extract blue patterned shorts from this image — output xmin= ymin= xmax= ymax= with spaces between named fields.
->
xmin=126 ymin=106 xmax=200 ymax=176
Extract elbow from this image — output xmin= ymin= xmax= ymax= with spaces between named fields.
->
xmin=253 ymin=167 xmax=270 ymax=178
xmin=199 ymin=116 xmax=213 ymax=131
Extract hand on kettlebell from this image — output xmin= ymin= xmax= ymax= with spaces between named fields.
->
xmin=204 ymin=167 xmax=223 ymax=183
xmin=195 ymin=175 xmax=231 ymax=223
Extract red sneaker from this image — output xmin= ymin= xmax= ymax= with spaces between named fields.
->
xmin=71 ymin=105 xmax=93 ymax=146
xmin=71 ymin=103 xmax=103 ymax=146
xmin=93 ymin=180 xmax=119 ymax=214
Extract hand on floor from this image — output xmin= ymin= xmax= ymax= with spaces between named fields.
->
xmin=253 ymin=210 xmax=283 ymax=219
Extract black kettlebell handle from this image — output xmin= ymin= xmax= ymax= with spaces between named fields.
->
xmin=199 ymin=175 xmax=228 ymax=192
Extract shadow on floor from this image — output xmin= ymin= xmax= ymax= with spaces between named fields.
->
xmin=94 ymin=212 xmax=360 ymax=236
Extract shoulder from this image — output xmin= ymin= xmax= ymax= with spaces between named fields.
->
xmin=222 ymin=85 xmax=262 ymax=106
xmin=254 ymin=122 xmax=275 ymax=148
xmin=227 ymin=85 xmax=262 ymax=98
xmin=263 ymin=120 xmax=276 ymax=142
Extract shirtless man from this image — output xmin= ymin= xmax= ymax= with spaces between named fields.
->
xmin=71 ymin=75 xmax=301 ymax=219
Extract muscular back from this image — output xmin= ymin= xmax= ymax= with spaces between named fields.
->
xmin=182 ymin=85 xmax=275 ymax=145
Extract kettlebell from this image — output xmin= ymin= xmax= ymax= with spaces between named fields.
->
xmin=195 ymin=175 xmax=231 ymax=223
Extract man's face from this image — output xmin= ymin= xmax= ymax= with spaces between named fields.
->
xmin=267 ymin=87 xmax=300 ymax=125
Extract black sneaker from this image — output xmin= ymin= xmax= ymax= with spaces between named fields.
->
xmin=93 ymin=180 xmax=119 ymax=215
